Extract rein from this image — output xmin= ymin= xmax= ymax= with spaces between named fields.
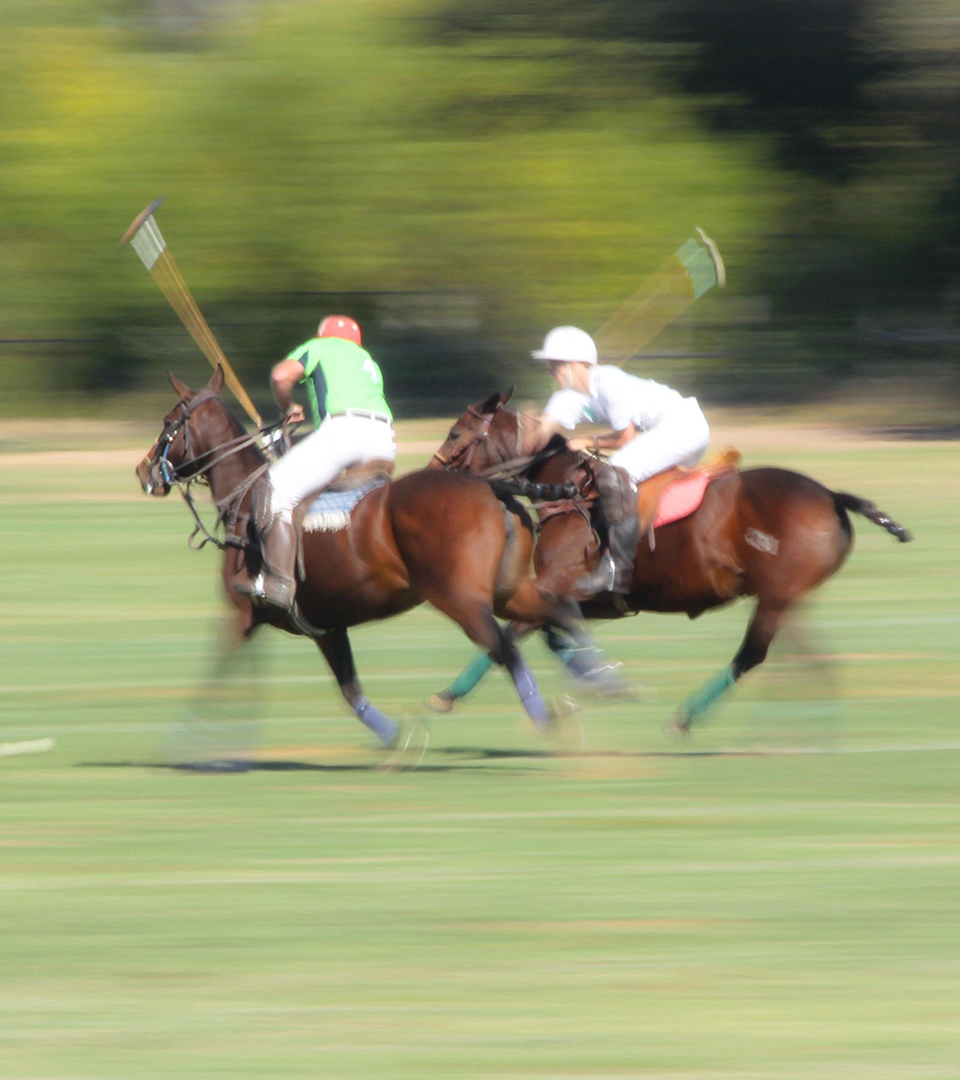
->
xmin=151 ymin=391 xmax=282 ymax=551
xmin=430 ymin=403 xmax=502 ymax=470
xmin=435 ymin=402 xmax=543 ymax=477
xmin=436 ymin=402 xmax=598 ymax=513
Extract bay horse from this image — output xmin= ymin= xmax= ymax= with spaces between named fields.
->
xmin=428 ymin=390 xmax=912 ymax=733
xmin=136 ymin=368 xmax=589 ymax=748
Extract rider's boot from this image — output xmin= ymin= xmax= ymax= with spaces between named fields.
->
xmin=257 ymin=514 xmax=298 ymax=612
xmin=574 ymin=517 xmax=639 ymax=595
xmin=574 ymin=465 xmax=639 ymax=596
xmin=236 ymin=490 xmax=298 ymax=614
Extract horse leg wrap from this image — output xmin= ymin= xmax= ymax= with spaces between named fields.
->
xmin=354 ymin=696 xmax=399 ymax=746
xmin=449 ymin=652 xmax=496 ymax=698
xmin=506 ymin=654 xmax=550 ymax=728
xmin=544 ymin=627 xmax=612 ymax=681
xmin=677 ymin=665 xmax=737 ymax=727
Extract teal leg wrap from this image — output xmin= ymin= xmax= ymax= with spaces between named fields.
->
xmin=449 ymin=652 xmax=495 ymax=699
xmin=677 ymin=665 xmax=737 ymax=727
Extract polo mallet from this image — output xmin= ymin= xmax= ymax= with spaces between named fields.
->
xmin=0 ymin=738 xmax=55 ymax=759
xmin=120 ymin=198 xmax=263 ymax=427
xmin=595 ymin=227 xmax=726 ymax=363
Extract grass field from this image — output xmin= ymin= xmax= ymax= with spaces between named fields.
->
xmin=2 ymin=416 xmax=959 ymax=1079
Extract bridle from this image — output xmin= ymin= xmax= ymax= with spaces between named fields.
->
xmin=148 ymin=390 xmax=281 ymax=550
xmin=152 ymin=389 xmax=247 ymax=488
xmin=432 ymin=401 xmax=528 ymax=473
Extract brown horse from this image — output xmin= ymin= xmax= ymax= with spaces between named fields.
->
xmin=136 ymin=368 xmax=589 ymax=747
xmin=428 ymin=390 xmax=912 ymax=732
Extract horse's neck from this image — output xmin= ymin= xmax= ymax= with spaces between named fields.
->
xmin=200 ymin=412 xmax=264 ymax=504
xmin=527 ymin=446 xmax=579 ymax=487
xmin=486 ymin=410 xmax=526 ymax=466
xmin=209 ymin=445 xmax=264 ymax=504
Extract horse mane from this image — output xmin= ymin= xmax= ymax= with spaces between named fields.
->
xmin=525 ymin=432 xmax=570 ymax=472
xmin=206 ymin=393 xmax=267 ymax=466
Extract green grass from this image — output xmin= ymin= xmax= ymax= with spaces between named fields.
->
xmin=1 ymin=423 xmax=959 ymax=1079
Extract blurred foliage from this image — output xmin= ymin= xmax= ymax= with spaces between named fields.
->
xmin=431 ymin=0 xmax=960 ymax=403
xmin=0 ymin=0 xmax=958 ymax=416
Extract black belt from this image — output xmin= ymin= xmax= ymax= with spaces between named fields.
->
xmin=329 ymin=410 xmax=391 ymax=424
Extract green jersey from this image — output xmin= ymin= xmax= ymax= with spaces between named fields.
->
xmin=286 ymin=337 xmax=392 ymax=428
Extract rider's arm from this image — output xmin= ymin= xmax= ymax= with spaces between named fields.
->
xmin=533 ymin=412 xmax=565 ymax=451
xmin=271 ymin=358 xmax=306 ymax=422
xmin=568 ymin=422 xmax=638 ymax=453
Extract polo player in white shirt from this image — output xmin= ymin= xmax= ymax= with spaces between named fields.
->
xmin=531 ymin=326 xmax=710 ymax=595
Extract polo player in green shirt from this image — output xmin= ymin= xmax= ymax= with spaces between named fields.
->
xmin=238 ymin=315 xmax=396 ymax=614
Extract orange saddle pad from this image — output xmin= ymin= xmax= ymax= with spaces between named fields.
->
xmin=652 ymin=472 xmax=713 ymax=529
xmin=638 ymin=449 xmax=741 ymax=533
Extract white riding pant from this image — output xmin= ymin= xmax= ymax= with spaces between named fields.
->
xmin=610 ymin=398 xmax=710 ymax=483
xmin=268 ymin=412 xmax=397 ymax=520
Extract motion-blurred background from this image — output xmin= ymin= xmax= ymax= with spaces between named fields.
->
xmin=2 ymin=0 xmax=959 ymax=419
xmin=4 ymin=6 xmax=960 ymax=1080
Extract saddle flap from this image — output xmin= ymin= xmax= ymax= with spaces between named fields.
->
xmin=637 ymin=467 xmax=685 ymax=534
xmin=638 ymin=448 xmax=741 ymax=533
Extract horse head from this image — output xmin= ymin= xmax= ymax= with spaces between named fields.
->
xmin=430 ymin=388 xmax=538 ymax=472
xmin=136 ymin=365 xmax=233 ymax=496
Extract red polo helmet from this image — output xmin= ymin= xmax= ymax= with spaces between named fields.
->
xmin=317 ymin=315 xmax=362 ymax=346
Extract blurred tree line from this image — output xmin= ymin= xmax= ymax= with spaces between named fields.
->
xmin=0 ymin=0 xmax=957 ymax=418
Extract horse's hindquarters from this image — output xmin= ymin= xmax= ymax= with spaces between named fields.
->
xmin=736 ymin=468 xmax=853 ymax=603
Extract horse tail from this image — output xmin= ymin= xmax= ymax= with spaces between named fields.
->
xmin=833 ymin=492 xmax=912 ymax=543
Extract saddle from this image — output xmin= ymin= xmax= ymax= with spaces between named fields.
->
xmin=297 ymin=459 xmax=395 ymax=536
xmin=325 ymin=458 xmax=395 ymax=493
xmin=637 ymin=447 xmax=741 ymax=540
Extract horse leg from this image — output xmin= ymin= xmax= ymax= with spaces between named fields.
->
xmin=314 ymin=628 xmax=401 ymax=748
xmin=425 ymin=651 xmax=496 ymax=713
xmin=540 ymin=625 xmax=638 ymax=698
xmin=672 ymin=601 xmax=786 ymax=734
xmin=426 ymin=620 xmax=541 ymax=713
xmin=171 ymin=608 xmax=263 ymax=768
xmin=424 ymin=592 xmax=552 ymax=729
xmin=426 ymin=619 xmax=628 ymax=713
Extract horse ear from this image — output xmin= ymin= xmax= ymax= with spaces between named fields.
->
xmin=501 ymin=387 xmax=515 ymax=405
xmin=207 ymin=364 xmax=225 ymax=395
xmin=478 ymin=391 xmax=503 ymax=415
xmin=168 ymin=372 xmax=193 ymax=400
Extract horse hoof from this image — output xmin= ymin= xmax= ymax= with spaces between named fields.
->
xmin=598 ymin=679 xmax=655 ymax=704
xmin=550 ymin=693 xmax=583 ymax=719
xmin=627 ymin=681 xmax=656 ymax=704
xmin=578 ymin=663 xmax=654 ymax=704
xmin=379 ymin=718 xmax=430 ymax=771
xmin=424 ymin=692 xmax=456 ymax=714
xmin=663 ymin=712 xmax=692 ymax=741
xmin=543 ymin=709 xmax=586 ymax=752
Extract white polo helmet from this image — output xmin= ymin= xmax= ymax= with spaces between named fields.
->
xmin=531 ymin=325 xmax=597 ymax=365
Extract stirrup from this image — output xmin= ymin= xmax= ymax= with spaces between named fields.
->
xmin=234 ymin=573 xmax=266 ymax=601
xmin=235 ymin=573 xmax=295 ymax=613
xmin=573 ymin=552 xmax=616 ymax=595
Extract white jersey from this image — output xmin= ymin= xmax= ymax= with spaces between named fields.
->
xmin=544 ymin=365 xmax=709 ymax=483
xmin=544 ymin=365 xmax=690 ymax=433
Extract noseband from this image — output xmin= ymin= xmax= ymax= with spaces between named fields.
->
xmin=148 ymin=390 xmax=280 ymax=551
xmin=152 ymin=388 xmax=220 ymax=487
xmin=432 ymin=401 xmax=525 ymax=472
